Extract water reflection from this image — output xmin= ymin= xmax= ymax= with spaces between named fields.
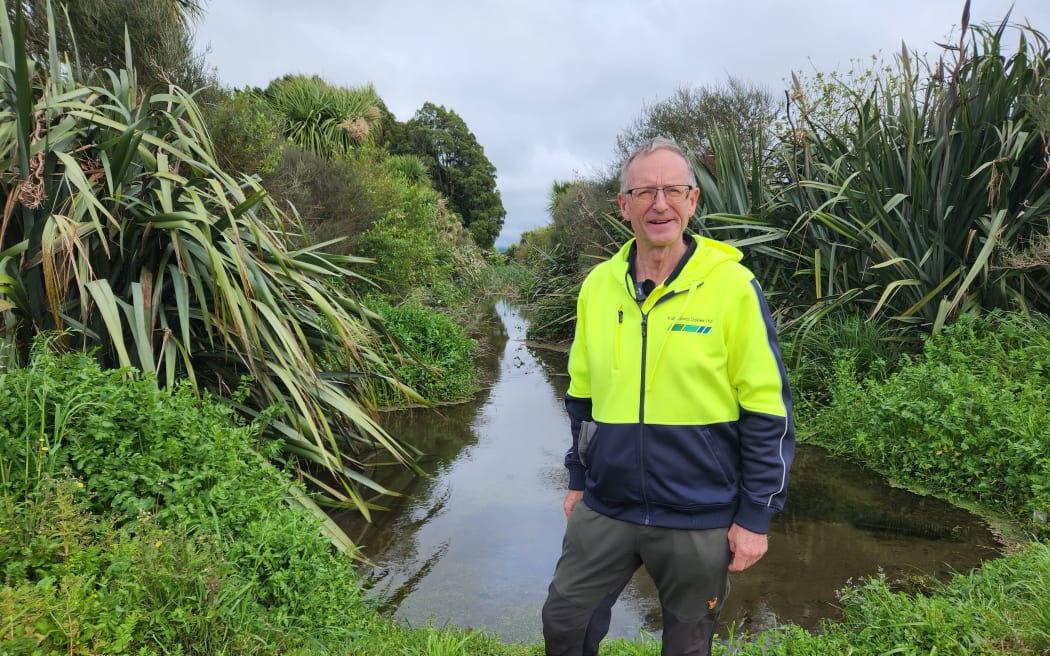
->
xmin=335 ymin=299 xmax=1000 ymax=644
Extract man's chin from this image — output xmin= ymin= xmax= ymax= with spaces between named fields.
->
xmin=643 ymin=227 xmax=682 ymax=246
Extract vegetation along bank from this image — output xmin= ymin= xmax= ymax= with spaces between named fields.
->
xmin=2 ymin=0 xmax=1049 ymax=653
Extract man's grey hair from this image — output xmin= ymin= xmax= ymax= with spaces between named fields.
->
xmin=619 ymin=137 xmax=697 ymax=192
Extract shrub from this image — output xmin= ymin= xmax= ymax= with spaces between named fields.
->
xmin=366 ymin=299 xmax=478 ymax=407
xmin=781 ymin=312 xmax=905 ymax=418
xmin=809 ymin=311 xmax=1050 ymax=536
xmin=202 ymin=88 xmax=286 ymax=177
xmin=263 ymin=144 xmax=379 ymax=248
xmin=0 ymin=346 xmax=374 ymax=653
xmin=352 ymin=172 xmax=481 ymax=307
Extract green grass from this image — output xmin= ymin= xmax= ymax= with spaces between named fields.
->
xmin=706 ymin=542 xmax=1050 ymax=655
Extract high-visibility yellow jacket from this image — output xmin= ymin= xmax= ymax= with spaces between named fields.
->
xmin=565 ymin=234 xmax=795 ymax=533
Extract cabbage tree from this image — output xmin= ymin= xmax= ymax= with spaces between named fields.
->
xmin=261 ymin=74 xmax=385 ymax=160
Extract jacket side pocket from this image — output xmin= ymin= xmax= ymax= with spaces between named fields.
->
xmin=578 ymin=420 xmax=597 ymax=467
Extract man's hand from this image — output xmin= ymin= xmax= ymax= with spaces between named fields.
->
xmin=563 ymin=490 xmax=584 ymax=520
xmin=727 ymin=523 xmax=768 ymax=572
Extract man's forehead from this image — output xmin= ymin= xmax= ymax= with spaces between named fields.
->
xmin=627 ymin=150 xmax=690 ymax=177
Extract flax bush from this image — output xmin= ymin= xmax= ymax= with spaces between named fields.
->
xmin=0 ymin=2 xmax=416 ymax=520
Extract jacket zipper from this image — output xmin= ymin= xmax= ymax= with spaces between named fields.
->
xmin=637 ymin=290 xmax=682 ymax=525
xmin=639 ymin=310 xmax=650 ymax=524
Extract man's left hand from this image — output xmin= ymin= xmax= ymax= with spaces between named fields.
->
xmin=727 ymin=523 xmax=768 ymax=572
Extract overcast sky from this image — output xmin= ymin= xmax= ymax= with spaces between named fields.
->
xmin=193 ymin=1 xmax=1050 ymax=250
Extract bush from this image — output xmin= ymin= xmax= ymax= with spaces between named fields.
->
xmin=202 ymin=89 xmax=286 ymax=177
xmin=0 ymin=479 xmax=271 ymax=654
xmin=366 ymin=299 xmax=478 ymax=407
xmin=808 ymin=311 xmax=1050 ymax=537
xmin=353 ymin=172 xmax=480 ymax=307
xmin=262 ymin=145 xmax=379 ymax=248
xmin=781 ymin=312 xmax=905 ymax=419
xmin=0 ymin=345 xmax=374 ymax=654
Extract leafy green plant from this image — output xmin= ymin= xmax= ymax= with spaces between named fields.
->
xmin=778 ymin=14 xmax=1050 ymax=333
xmin=808 ymin=311 xmax=1050 ymax=536
xmin=824 ymin=542 xmax=1050 ymax=655
xmin=781 ymin=311 xmax=904 ymax=418
xmin=477 ymin=259 xmax=532 ymax=298
xmin=260 ymin=74 xmax=384 ymax=160
xmin=264 ymin=144 xmax=382 ymax=251
xmin=366 ymin=298 xmax=478 ymax=407
xmin=0 ymin=348 xmax=378 ymax=654
xmin=202 ymin=87 xmax=286 ymax=176
xmin=0 ymin=4 xmax=417 ymax=521
xmin=382 ymin=153 xmax=430 ymax=185
xmin=352 ymin=174 xmax=474 ymax=306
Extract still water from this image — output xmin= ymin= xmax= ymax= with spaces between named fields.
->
xmin=335 ymin=299 xmax=1001 ymax=644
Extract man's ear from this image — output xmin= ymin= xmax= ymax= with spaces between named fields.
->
xmin=617 ymin=193 xmax=631 ymax=220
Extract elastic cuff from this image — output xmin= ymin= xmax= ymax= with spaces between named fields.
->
xmin=567 ymin=465 xmax=586 ymax=490
xmin=733 ymin=501 xmax=775 ymax=534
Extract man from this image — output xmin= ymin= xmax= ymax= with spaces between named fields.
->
xmin=541 ymin=137 xmax=795 ymax=656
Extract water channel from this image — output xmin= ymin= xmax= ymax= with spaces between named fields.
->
xmin=335 ymin=299 xmax=1002 ymax=644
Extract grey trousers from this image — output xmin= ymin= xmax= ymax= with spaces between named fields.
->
xmin=541 ymin=502 xmax=731 ymax=656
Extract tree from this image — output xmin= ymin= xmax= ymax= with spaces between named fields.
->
xmin=13 ymin=0 xmax=212 ymax=92
xmin=395 ymin=102 xmax=506 ymax=249
xmin=616 ymin=77 xmax=778 ymax=170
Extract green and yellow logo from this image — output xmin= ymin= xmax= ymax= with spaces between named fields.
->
xmin=670 ymin=323 xmax=712 ymax=334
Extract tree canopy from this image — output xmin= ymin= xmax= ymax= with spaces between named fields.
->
xmin=616 ymin=77 xmax=778 ymax=170
xmin=394 ymin=102 xmax=505 ymax=249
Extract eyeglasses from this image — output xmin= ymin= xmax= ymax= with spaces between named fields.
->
xmin=624 ymin=185 xmax=694 ymax=204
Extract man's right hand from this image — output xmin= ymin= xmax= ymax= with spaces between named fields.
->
xmin=563 ymin=490 xmax=584 ymax=520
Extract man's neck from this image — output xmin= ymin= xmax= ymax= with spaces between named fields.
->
xmin=634 ymin=239 xmax=688 ymax=284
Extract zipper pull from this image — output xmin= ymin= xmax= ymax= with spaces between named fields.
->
xmin=618 ymin=310 xmax=623 ymax=324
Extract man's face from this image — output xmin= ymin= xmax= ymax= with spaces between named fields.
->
xmin=617 ymin=149 xmax=700 ymax=251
